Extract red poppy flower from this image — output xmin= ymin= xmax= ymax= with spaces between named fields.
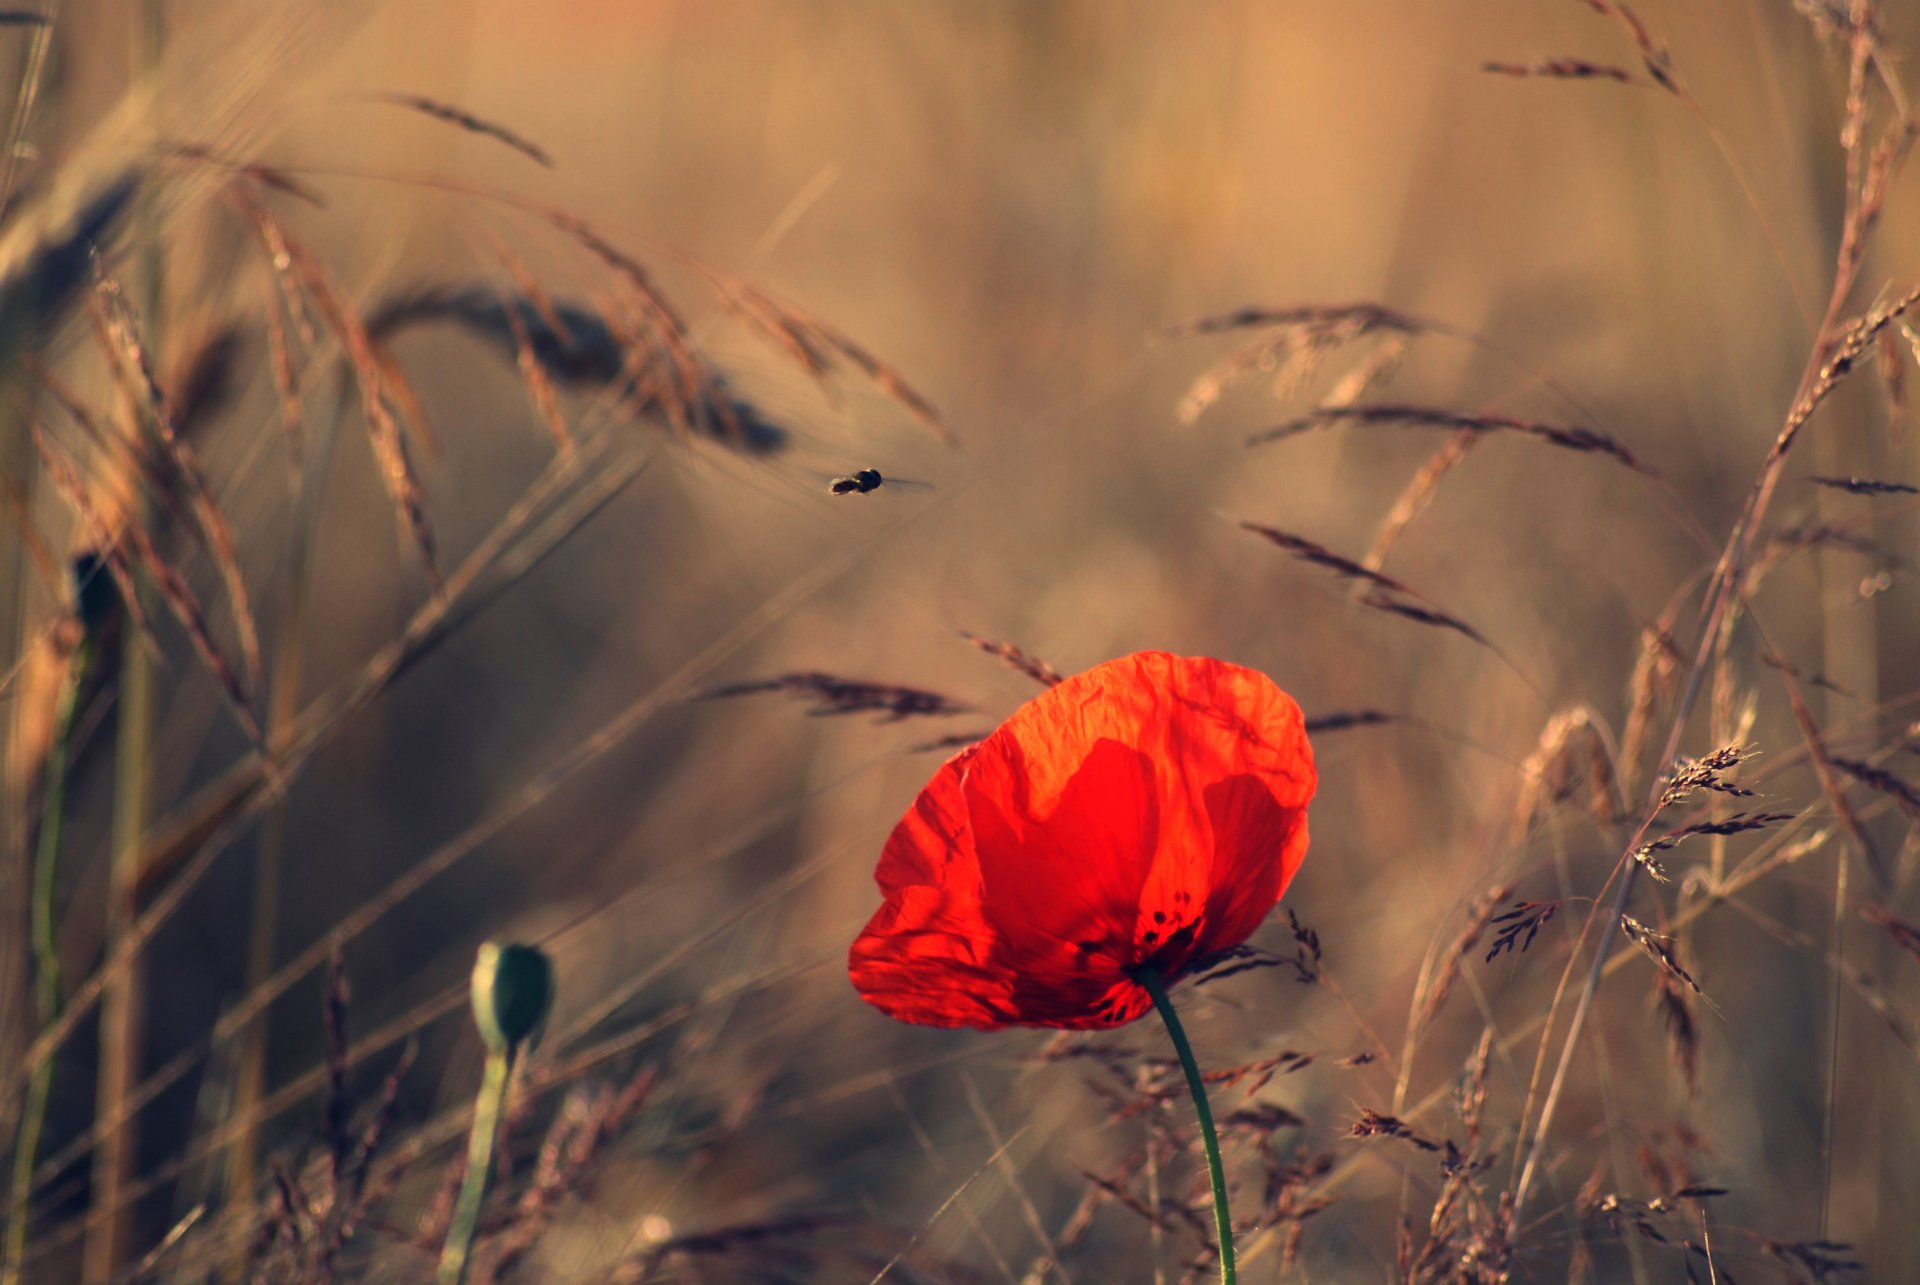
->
xmin=849 ymin=651 xmax=1316 ymax=1030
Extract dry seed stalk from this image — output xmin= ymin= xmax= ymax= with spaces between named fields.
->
xmin=1247 ymin=403 xmax=1652 ymax=474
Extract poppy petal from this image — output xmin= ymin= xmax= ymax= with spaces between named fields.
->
xmin=966 ymin=737 xmax=1162 ymax=1023
xmin=850 ymin=651 xmax=1316 ymax=1029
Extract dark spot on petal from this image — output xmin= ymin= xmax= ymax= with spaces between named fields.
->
xmin=1143 ymin=929 xmax=1160 ymax=944
xmin=1153 ymin=910 xmax=1168 ymax=925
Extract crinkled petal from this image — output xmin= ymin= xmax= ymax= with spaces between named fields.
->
xmin=849 ymin=886 xmax=1017 ymax=1028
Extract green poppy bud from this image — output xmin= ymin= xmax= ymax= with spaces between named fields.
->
xmin=470 ymin=940 xmax=553 ymax=1054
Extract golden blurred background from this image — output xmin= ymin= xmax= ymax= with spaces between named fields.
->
xmin=5 ymin=1 xmax=1920 ymax=1279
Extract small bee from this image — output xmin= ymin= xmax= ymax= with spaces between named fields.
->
xmin=827 ymin=467 xmax=930 ymax=496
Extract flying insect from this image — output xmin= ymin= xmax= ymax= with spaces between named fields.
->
xmin=828 ymin=467 xmax=930 ymax=496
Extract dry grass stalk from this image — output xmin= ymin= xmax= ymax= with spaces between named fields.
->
xmin=1247 ymin=403 xmax=1652 ymax=474
xmin=500 ymin=286 xmax=574 ymax=458
xmin=1411 ymin=883 xmax=1514 ymax=1033
xmin=1512 ymin=706 xmax=1622 ymax=842
xmin=379 ymin=92 xmax=555 ymax=168
xmin=1859 ymin=901 xmax=1920 ymax=965
xmin=1241 ymin=522 xmax=1491 ymax=649
xmin=30 ymin=427 xmax=261 ymax=741
xmin=1619 ymin=616 xmax=1685 ymax=791
xmin=261 ymin=285 xmax=305 ymax=478
xmin=1362 ymin=428 xmax=1482 ymax=575
xmin=958 ymin=629 xmax=1062 ymax=687
xmin=1170 ymin=302 xmax=1428 ymax=424
xmin=1774 ymin=287 xmax=1920 ymax=465
xmin=718 ymin=278 xmax=951 ymax=442
xmin=89 ymin=259 xmax=263 ymax=689
xmin=231 ymin=183 xmax=444 ymax=591
xmin=694 ymin=671 xmax=969 ymax=722
xmin=1777 ymin=664 xmax=1887 ymax=886
xmin=166 ymin=142 xmax=328 ymax=209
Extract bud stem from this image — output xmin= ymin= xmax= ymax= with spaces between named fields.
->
xmin=437 ymin=1045 xmax=515 ymax=1285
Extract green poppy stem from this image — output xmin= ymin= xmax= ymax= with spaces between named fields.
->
xmin=1135 ymin=965 xmax=1235 ymax=1285
xmin=438 ymin=1045 xmax=515 ymax=1285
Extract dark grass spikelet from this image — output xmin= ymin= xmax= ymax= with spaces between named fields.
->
xmin=1575 ymin=0 xmax=1688 ymax=99
xmin=380 ymin=92 xmax=555 ymax=167
xmin=1188 ymin=943 xmax=1320 ymax=988
xmin=1657 ymin=958 xmax=1701 ymax=1095
xmin=695 ymin=671 xmax=969 ymax=722
xmin=168 ymin=320 xmax=245 ymax=434
xmin=1620 ymin=916 xmax=1701 ymax=994
xmin=959 ymin=629 xmax=1063 ymax=687
xmin=1348 ymin=1109 xmax=1442 ymax=1153
xmin=369 ymin=283 xmax=789 ymax=455
xmin=1199 ymin=1049 xmax=1315 ymax=1097
xmin=1657 ymin=745 xmax=1755 ymax=809
xmin=1812 ymin=474 xmax=1920 ymax=495
xmin=1485 ymin=900 xmax=1559 ymax=962
xmin=1829 ymin=756 xmax=1920 ymax=822
xmin=1761 ymin=1236 xmax=1866 ymax=1280
xmin=1247 ymin=403 xmax=1653 ymax=474
xmin=1636 ymin=810 xmax=1794 ymax=870
xmin=1241 ymin=522 xmax=1491 ymax=649
xmin=1303 ymin=709 xmax=1396 ymax=734
xmin=910 ymin=729 xmax=990 ymax=754
xmin=1482 ymin=57 xmax=1637 ymax=83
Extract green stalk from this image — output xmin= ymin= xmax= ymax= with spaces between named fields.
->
xmin=437 ymin=1046 xmax=515 ymax=1285
xmin=1135 ymin=965 xmax=1234 ymax=1285
xmin=2 ymin=634 xmax=93 ymax=1285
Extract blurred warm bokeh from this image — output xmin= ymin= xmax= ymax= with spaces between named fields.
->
xmin=5 ymin=1 xmax=1920 ymax=1279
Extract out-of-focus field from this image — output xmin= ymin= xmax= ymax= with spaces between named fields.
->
xmin=5 ymin=1 xmax=1920 ymax=1280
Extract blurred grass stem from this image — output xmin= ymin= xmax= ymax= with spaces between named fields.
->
xmin=1 ymin=634 xmax=90 ymax=1285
